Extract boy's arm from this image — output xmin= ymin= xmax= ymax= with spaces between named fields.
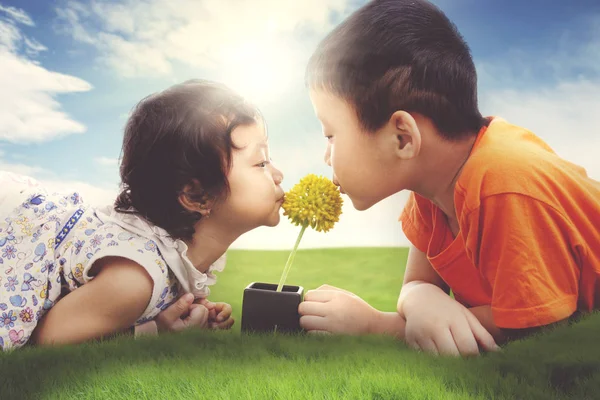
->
xmin=469 ymin=305 xmax=578 ymax=344
xmin=464 ymin=194 xmax=581 ymax=343
xmin=396 ymin=245 xmax=450 ymax=319
xmin=397 ymin=246 xmax=572 ymax=345
xmin=30 ymin=257 xmax=153 ymax=346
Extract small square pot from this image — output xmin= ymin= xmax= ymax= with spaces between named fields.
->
xmin=241 ymin=282 xmax=304 ymax=334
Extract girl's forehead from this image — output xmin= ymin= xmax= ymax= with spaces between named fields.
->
xmin=231 ymin=122 xmax=269 ymax=149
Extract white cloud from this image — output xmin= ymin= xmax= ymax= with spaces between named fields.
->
xmin=0 ymin=7 xmax=93 ymax=144
xmin=94 ymin=156 xmax=119 ymax=167
xmin=41 ymin=179 xmax=118 ymax=207
xmin=55 ymin=0 xmax=351 ymax=102
xmin=23 ymin=37 xmax=47 ymax=56
xmin=0 ymin=157 xmax=118 ymax=208
xmin=478 ymin=16 xmax=600 ymax=181
xmin=480 ymin=79 xmax=600 ymax=180
xmin=0 ymin=4 xmax=34 ymax=26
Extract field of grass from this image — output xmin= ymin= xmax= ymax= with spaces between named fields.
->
xmin=1 ymin=247 xmax=599 ymax=399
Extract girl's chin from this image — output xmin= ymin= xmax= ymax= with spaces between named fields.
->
xmin=265 ymin=213 xmax=281 ymax=227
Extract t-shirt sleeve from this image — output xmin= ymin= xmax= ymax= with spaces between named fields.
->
xmin=462 ymin=193 xmax=579 ymax=329
xmin=399 ymin=192 xmax=436 ymax=253
xmin=64 ymin=226 xmax=170 ymax=322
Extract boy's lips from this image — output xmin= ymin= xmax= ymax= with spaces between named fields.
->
xmin=333 ymin=178 xmax=345 ymax=194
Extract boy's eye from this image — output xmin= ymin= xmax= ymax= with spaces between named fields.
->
xmin=257 ymin=161 xmax=270 ymax=168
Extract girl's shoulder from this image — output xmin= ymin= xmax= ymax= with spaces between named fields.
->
xmin=58 ymin=207 xmax=180 ymax=323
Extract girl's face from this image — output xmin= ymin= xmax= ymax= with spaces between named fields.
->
xmin=213 ymin=119 xmax=285 ymax=230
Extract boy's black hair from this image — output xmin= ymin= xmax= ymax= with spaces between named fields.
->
xmin=115 ymin=79 xmax=260 ymax=240
xmin=306 ymin=0 xmax=485 ymax=139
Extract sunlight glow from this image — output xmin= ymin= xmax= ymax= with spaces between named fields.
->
xmin=219 ymin=38 xmax=299 ymax=105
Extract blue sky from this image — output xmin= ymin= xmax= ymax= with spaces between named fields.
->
xmin=1 ymin=0 xmax=599 ymax=249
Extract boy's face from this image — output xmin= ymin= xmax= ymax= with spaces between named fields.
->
xmin=309 ymin=89 xmax=407 ymax=211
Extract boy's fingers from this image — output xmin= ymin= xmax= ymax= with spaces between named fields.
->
xmin=298 ymin=301 xmax=328 ymax=317
xmin=304 ymin=290 xmax=334 ymax=303
xmin=299 ymin=315 xmax=328 ymax=331
xmin=415 ymin=337 xmax=439 ymax=355
xmin=466 ymin=312 xmax=500 ymax=352
xmin=317 ymin=284 xmax=355 ymax=296
xmin=307 ymin=330 xmax=331 ymax=336
xmin=449 ymin=323 xmax=480 ymax=357
xmin=433 ymin=330 xmax=460 ymax=357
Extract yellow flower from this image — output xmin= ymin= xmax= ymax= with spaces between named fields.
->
xmin=282 ymin=174 xmax=343 ymax=233
xmin=276 ymin=174 xmax=343 ymax=292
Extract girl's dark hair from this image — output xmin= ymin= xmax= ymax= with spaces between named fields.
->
xmin=306 ymin=0 xmax=485 ymax=140
xmin=115 ymin=79 xmax=260 ymax=241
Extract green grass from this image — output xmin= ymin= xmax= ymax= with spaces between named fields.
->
xmin=1 ymin=247 xmax=599 ymax=399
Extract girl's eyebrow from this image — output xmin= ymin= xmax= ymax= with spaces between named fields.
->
xmin=248 ymin=141 xmax=268 ymax=156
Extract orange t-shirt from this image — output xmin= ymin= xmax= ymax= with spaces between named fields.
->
xmin=400 ymin=117 xmax=600 ymax=329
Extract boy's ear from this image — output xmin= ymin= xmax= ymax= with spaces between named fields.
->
xmin=388 ymin=111 xmax=421 ymax=160
xmin=178 ymin=180 xmax=213 ymax=217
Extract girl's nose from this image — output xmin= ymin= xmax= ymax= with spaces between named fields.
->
xmin=324 ymin=143 xmax=332 ymax=166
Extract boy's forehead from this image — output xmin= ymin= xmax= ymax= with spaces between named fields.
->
xmin=310 ymin=89 xmax=345 ymax=118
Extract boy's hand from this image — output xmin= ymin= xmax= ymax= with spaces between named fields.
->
xmin=196 ymin=298 xmax=235 ymax=330
xmin=298 ymin=284 xmax=380 ymax=335
xmin=402 ymin=284 xmax=499 ymax=356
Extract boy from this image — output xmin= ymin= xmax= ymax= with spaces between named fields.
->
xmin=298 ymin=0 xmax=600 ymax=356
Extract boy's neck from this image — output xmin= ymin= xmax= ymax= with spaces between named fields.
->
xmin=183 ymin=217 xmax=244 ymax=274
xmin=410 ymin=134 xmax=477 ymax=219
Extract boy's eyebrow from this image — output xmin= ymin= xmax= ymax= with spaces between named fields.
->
xmin=317 ymin=115 xmax=331 ymax=128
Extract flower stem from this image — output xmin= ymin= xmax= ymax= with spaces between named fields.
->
xmin=276 ymin=224 xmax=307 ymax=292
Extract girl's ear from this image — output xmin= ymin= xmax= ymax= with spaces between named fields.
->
xmin=389 ymin=111 xmax=421 ymax=160
xmin=178 ymin=180 xmax=213 ymax=217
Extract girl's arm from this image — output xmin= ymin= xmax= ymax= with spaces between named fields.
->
xmin=29 ymin=257 xmax=153 ymax=346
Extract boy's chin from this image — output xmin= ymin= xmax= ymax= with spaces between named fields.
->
xmin=350 ymin=196 xmax=376 ymax=211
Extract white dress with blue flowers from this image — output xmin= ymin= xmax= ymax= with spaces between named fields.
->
xmin=0 ymin=172 xmax=226 ymax=351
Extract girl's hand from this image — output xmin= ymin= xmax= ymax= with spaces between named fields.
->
xmin=154 ymin=293 xmax=209 ymax=333
xmin=196 ymin=299 xmax=235 ymax=330
xmin=298 ymin=285 xmax=381 ymax=335
xmin=402 ymin=283 xmax=499 ymax=356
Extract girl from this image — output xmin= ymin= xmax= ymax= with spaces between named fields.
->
xmin=0 ymin=80 xmax=285 ymax=350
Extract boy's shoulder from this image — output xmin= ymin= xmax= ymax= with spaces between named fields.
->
xmin=457 ymin=117 xmax=596 ymax=208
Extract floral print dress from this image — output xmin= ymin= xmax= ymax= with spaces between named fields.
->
xmin=0 ymin=172 xmax=226 ymax=351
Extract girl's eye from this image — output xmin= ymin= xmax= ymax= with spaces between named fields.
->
xmin=325 ymin=135 xmax=333 ymax=142
xmin=257 ymin=161 xmax=270 ymax=168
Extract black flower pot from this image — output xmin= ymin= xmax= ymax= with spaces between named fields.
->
xmin=241 ymin=282 xmax=304 ymax=334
